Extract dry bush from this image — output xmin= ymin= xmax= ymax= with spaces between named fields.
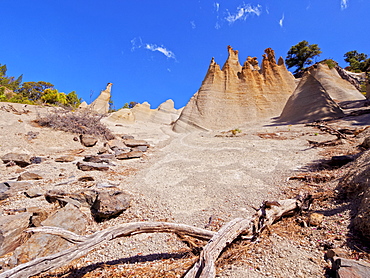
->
xmin=35 ymin=108 xmax=114 ymax=140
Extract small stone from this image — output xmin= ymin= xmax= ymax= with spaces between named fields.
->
xmin=77 ymin=162 xmax=109 ymax=171
xmin=17 ymin=172 xmax=43 ymax=181
xmin=55 ymin=155 xmax=75 ymax=162
xmin=308 ymin=213 xmax=324 ymax=226
xmin=123 ymin=139 xmax=149 ymax=147
xmin=115 ymin=151 xmax=143 ymax=160
xmin=78 ymin=176 xmax=95 ymax=182
xmin=24 ymin=188 xmax=43 ymax=198
xmin=121 ymin=135 xmax=135 ymax=140
xmin=30 ymin=157 xmax=46 ymax=164
xmin=132 ymin=145 xmax=148 ymax=152
xmin=79 ymin=135 xmax=98 ymax=147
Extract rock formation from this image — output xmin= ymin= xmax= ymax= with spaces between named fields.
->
xmin=278 ymin=73 xmax=345 ymax=124
xmin=278 ymin=63 xmax=364 ymax=124
xmin=309 ymin=63 xmax=365 ymax=104
xmin=105 ymin=99 xmax=182 ymax=125
xmin=173 ymin=46 xmax=296 ymax=132
xmin=88 ymin=83 xmax=112 ymax=114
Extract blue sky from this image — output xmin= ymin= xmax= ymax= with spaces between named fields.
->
xmin=1 ymin=0 xmax=369 ymax=109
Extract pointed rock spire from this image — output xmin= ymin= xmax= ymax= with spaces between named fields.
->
xmin=278 ymin=73 xmax=345 ymax=123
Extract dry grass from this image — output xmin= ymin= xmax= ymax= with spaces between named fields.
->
xmin=35 ymin=108 xmax=114 ymax=140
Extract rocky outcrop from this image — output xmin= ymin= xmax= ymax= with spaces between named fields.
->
xmin=104 ymin=108 xmax=135 ymax=124
xmin=10 ymin=204 xmax=88 ymax=266
xmin=337 ymin=150 xmax=370 ymax=242
xmin=88 ymin=83 xmax=112 ymax=114
xmin=173 ymin=46 xmax=296 ymax=132
xmin=278 ymin=73 xmax=345 ymax=124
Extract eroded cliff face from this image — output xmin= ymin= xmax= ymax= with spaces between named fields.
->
xmin=173 ymin=46 xmax=296 ymax=132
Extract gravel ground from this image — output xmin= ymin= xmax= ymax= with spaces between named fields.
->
xmin=1 ymin=102 xmax=369 ymax=277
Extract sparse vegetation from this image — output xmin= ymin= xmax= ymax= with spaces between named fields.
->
xmin=322 ymin=59 xmax=337 ymax=69
xmin=35 ymin=108 xmax=114 ymax=140
xmin=230 ymin=128 xmax=242 ymax=136
xmin=0 ymin=63 xmax=81 ymax=108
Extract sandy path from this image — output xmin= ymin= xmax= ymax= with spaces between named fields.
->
xmin=109 ymin=122 xmax=322 ymax=228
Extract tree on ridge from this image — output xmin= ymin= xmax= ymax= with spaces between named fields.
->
xmin=285 ymin=40 xmax=322 ymax=75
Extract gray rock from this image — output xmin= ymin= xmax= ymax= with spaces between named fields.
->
xmin=17 ymin=172 xmax=43 ymax=181
xmin=132 ymin=145 xmax=148 ymax=152
xmin=30 ymin=156 xmax=46 ymax=164
xmin=79 ymin=134 xmax=98 ymax=147
xmin=0 ymin=182 xmax=11 ymax=200
xmin=91 ymin=191 xmax=131 ymax=221
xmin=115 ymin=151 xmax=143 ymax=160
xmin=334 ymin=257 xmax=370 ymax=278
xmin=0 ymin=181 xmax=32 ymax=200
xmin=0 ymin=212 xmax=32 ymax=256
xmin=10 ymin=204 xmax=88 ymax=266
xmin=83 ymin=154 xmax=114 ymax=164
xmin=1 ymin=153 xmax=31 ymax=167
xmin=77 ymin=161 xmax=109 ymax=171
xmin=24 ymin=187 xmax=43 ymax=198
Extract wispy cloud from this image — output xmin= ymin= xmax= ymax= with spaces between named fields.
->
xmin=190 ymin=21 xmax=196 ymax=29
xmin=145 ymin=44 xmax=176 ymax=59
xmin=225 ymin=3 xmax=262 ymax=24
xmin=341 ymin=0 xmax=348 ymax=10
xmin=131 ymin=37 xmax=176 ymax=60
xmin=214 ymin=2 xmax=220 ymax=12
xmin=279 ymin=14 xmax=284 ymax=27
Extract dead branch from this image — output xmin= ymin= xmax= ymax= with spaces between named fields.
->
xmin=306 ymin=123 xmax=347 ymax=139
xmin=0 ymin=197 xmax=306 ymax=278
xmin=308 ymin=139 xmax=344 ymax=147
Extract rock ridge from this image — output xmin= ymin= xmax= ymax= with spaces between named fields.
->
xmin=173 ymin=46 xmax=296 ymax=132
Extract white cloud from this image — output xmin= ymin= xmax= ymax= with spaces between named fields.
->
xmin=225 ymin=4 xmax=262 ymax=24
xmin=341 ymin=0 xmax=348 ymax=10
xmin=131 ymin=37 xmax=176 ymax=60
xmin=190 ymin=21 xmax=196 ymax=29
xmin=279 ymin=14 xmax=284 ymax=27
xmin=145 ymin=44 xmax=176 ymax=60
xmin=214 ymin=2 xmax=220 ymax=12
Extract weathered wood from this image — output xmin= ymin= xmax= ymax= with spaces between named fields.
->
xmin=184 ymin=218 xmax=253 ymax=278
xmin=0 ymin=197 xmax=305 ymax=278
xmin=0 ymin=222 xmax=215 ymax=278
xmin=184 ymin=198 xmax=303 ymax=278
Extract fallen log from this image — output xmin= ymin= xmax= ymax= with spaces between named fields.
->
xmin=0 ymin=197 xmax=307 ymax=278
